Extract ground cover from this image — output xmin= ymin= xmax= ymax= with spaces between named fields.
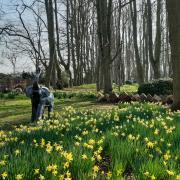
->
xmin=0 ymin=84 xmax=137 ymax=130
xmin=0 ymin=102 xmax=180 ymax=179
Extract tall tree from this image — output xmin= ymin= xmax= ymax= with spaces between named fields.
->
xmin=130 ymin=0 xmax=144 ymax=84
xmin=166 ymin=0 xmax=180 ymax=110
xmin=96 ymin=0 xmax=113 ymax=93
xmin=45 ymin=0 xmax=56 ymax=87
xmin=147 ymin=0 xmax=162 ymax=79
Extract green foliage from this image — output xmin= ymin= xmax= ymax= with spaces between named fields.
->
xmin=113 ymin=83 xmax=138 ymax=93
xmin=0 ymin=102 xmax=180 ymax=179
xmin=54 ymin=91 xmax=96 ymax=100
xmin=0 ymin=92 xmax=20 ymax=100
xmin=138 ymin=79 xmax=173 ymax=95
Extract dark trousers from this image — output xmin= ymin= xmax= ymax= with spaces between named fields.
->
xmin=31 ymin=99 xmax=39 ymax=122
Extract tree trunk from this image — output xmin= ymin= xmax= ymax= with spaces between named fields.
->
xmin=147 ymin=0 xmax=161 ymax=80
xmin=166 ymin=0 xmax=180 ymax=110
xmin=45 ymin=0 xmax=55 ymax=87
xmin=96 ymin=0 xmax=112 ymax=94
xmin=130 ymin=1 xmax=144 ymax=84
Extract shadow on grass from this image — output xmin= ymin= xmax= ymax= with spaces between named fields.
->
xmin=0 ymin=97 xmax=116 ymax=131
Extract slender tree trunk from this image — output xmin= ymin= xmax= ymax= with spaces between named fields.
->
xmin=45 ymin=0 xmax=56 ymax=87
xmin=147 ymin=0 xmax=161 ymax=79
xmin=130 ymin=1 xmax=144 ymax=84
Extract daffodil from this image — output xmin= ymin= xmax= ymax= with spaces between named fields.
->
xmin=52 ymin=170 xmax=58 ymax=176
xmin=16 ymin=174 xmax=23 ymax=180
xmin=164 ymin=153 xmax=171 ymax=161
xmin=144 ymin=171 xmax=149 ymax=176
xmin=96 ymin=154 xmax=102 ymax=161
xmin=39 ymin=174 xmax=45 ymax=180
xmin=147 ymin=141 xmax=154 ymax=149
xmin=0 ymin=160 xmax=6 ymax=166
xmin=176 ymin=174 xmax=180 ymax=180
xmin=75 ymin=142 xmax=80 ymax=146
xmin=1 ymin=171 xmax=8 ymax=179
xmin=107 ymin=171 xmax=112 ymax=178
xmin=34 ymin=169 xmax=40 ymax=175
xmin=46 ymin=165 xmax=53 ymax=172
xmin=82 ymin=154 xmax=88 ymax=160
xmin=14 ymin=149 xmax=21 ymax=156
xmin=93 ymin=165 xmax=99 ymax=173
xmin=151 ymin=175 xmax=156 ymax=180
xmin=63 ymin=162 xmax=70 ymax=169
xmin=166 ymin=170 xmax=175 ymax=176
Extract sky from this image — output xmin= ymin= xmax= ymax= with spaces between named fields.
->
xmin=0 ymin=0 xmax=66 ymax=74
xmin=0 ymin=0 xmax=43 ymax=74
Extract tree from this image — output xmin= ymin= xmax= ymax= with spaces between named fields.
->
xmin=45 ymin=0 xmax=56 ymax=87
xmin=166 ymin=0 xmax=180 ymax=110
xmin=147 ymin=0 xmax=162 ymax=79
xmin=130 ymin=0 xmax=144 ymax=84
xmin=96 ymin=0 xmax=113 ymax=94
xmin=7 ymin=53 xmax=18 ymax=75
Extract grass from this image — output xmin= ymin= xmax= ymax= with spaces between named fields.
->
xmin=1 ymin=84 xmax=179 ymax=179
xmin=113 ymin=83 xmax=139 ymax=93
xmin=60 ymin=83 xmax=138 ymax=93
xmin=0 ymin=84 xmax=137 ymax=130
xmin=0 ymin=103 xmax=180 ymax=179
xmin=0 ymin=96 xmax=116 ymax=130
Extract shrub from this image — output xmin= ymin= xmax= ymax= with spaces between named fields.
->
xmin=6 ymin=92 xmax=17 ymax=99
xmin=54 ymin=91 xmax=96 ymax=100
xmin=0 ymin=92 xmax=5 ymax=99
xmin=125 ymin=80 xmax=133 ymax=85
xmin=138 ymin=79 xmax=173 ymax=95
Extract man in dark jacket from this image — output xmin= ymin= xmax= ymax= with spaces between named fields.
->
xmin=25 ymin=69 xmax=54 ymax=122
xmin=26 ymin=82 xmax=54 ymax=122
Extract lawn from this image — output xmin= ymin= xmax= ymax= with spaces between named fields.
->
xmin=0 ymin=84 xmax=137 ymax=130
xmin=0 ymin=84 xmax=179 ymax=179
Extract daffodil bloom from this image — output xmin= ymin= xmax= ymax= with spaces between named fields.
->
xmin=107 ymin=171 xmax=112 ymax=178
xmin=166 ymin=170 xmax=175 ymax=176
xmin=176 ymin=175 xmax=180 ymax=180
xmin=14 ymin=149 xmax=21 ymax=156
xmin=88 ymin=139 xmax=95 ymax=145
xmin=39 ymin=174 xmax=45 ymax=180
xmin=52 ymin=170 xmax=58 ymax=176
xmin=154 ymin=129 xmax=159 ymax=135
xmin=75 ymin=142 xmax=80 ymax=146
xmin=116 ymin=169 xmax=123 ymax=176
xmin=63 ymin=162 xmax=70 ymax=169
xmin=93 ymin=165 xmax=99 ymax=173
xmin=34 ymin=169 xmax=40 ymax=175
xmin=40 ymin=138 xmax=46 ymax=147
xmin=82 ymin=154 xmax=88 ymax=160
xmin=164 ymin=153 xmax=171 ymax=161
xmin=151 ymin=175 xmax=156 ymax=180
xmin=59 ymin=175 xmax=64 ymax=180
xmin=55 ymin=145 xmax=63 ymax=151
xmin=147 ymin=141 xmax=154 ymax=149
xmin=46 ymin=165 xmax=53 ymax=172
xmin=16 ymin=174 xmax=23 ymax=180
xmin=63 ymin=152 xmax=73 ymax=161
xmin=96 ymin=154 xmax=102 ymax=161
xmin=144 ymin=171 xmax=149 ymax=176
xmin=0 ymin=160 xmax=6 ymax=166
xmin=114 ymin=114 xmax=119 ymax=121
xmin=1 ymin=171 xmax=8 ymax=179
xmin=128 ymin=134 xmax=135 ymax=140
